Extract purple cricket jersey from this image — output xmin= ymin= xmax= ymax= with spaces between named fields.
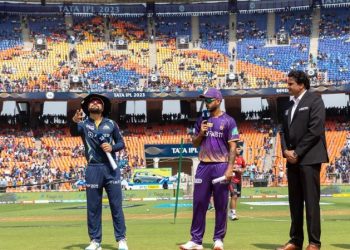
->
xmin=194 ymin=112 xmax=239 ymax=162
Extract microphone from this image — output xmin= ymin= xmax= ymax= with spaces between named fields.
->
xmin=202 ymin=110 xmax=209 ymax=120
xmin=212 ymin=173 xmax=235 ymax=184
xmin=202 ymin=109 xmax=209 ymax=124
xmin=96 ymin=133 xmax=118 ymax=170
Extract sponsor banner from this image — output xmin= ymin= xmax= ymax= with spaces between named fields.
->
xmin=323 ymin=0 xmax=350 ymax=4
xmin=131 ymin=168 xmax=172 ymax=184
xmin=1 ymin=84 xmax=350 ymax=101
xmin=5 ymin=1 xmax=350 ymax=16
xmin=1 ymin=2 xmax=145 ymax=15
xmin=145 ymin=144 xmax=199 ymax=158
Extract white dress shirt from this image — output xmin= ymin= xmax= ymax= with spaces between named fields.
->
xmin=291 ymin=90 xmax=307 ymax=122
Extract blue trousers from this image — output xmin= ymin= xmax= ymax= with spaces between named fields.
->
xmin=85 ymin=163 xmax=126 ymax=243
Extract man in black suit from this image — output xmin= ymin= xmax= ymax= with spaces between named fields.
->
xmin=277 ymin=70 xmax=328 ymax=250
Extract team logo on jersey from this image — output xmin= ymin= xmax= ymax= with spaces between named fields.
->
xmin=219 ymin=122 xmax=225 ymax=130
xmin=87 ymin=131 xmax=94 ymax=138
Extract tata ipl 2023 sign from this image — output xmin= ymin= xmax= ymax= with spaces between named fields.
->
xmin=144 ymin=144 xmax=199 ymax=158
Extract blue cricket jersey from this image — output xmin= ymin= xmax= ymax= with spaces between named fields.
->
xmin=70 ymin=117 xmax=125 ymax=164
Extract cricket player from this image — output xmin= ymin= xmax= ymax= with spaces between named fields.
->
xmin=180 ymin=88 xmax=240 ymax=250
xmin=70 ymin=93 xmax=128 ymax=250
xmin=228 ymin=141 xmax=246 ymax=220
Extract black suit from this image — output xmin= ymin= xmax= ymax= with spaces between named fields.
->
xmin=280 ymin=91 xmax=328 ymax=247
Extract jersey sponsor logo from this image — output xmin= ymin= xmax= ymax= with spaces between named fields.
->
xmin=86 ymin=184 xmax=99 ymax=189
xmin=231 ymin=127 xmax=239 ymax=136
xmin=194 ymin=178 xmax=202 ymax=184
xmin=102 ymin=133 xmax=110 ymax=138
xmin=102 ymin=124 xmax=111 ymax=131
xmin=86 ymin=124 xmax=94 ymax=130
xmin=206 ymin=130 xmax=223 ymax=138
xmin=107 ymin=180 xmax=121 ymax=185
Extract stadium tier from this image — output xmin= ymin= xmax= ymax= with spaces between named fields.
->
xmin=318 ymin=8 xmax=350 ymax=81
xmin=1 ymin=7 xmax=350 ymax=92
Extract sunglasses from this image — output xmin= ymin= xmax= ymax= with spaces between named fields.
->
xmin=204 ymin=98 xmax=215 ymax=104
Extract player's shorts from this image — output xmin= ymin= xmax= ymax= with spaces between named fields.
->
xmin=229 ymin=182 xmax=241 ymax=197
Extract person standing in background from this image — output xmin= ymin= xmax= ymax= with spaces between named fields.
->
xmin=228 ymin=141 xmax=246 ymax=221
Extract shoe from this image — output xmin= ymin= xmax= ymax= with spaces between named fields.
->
xmin=230 ymin=214 xmax=238 ymax=221
xmin=85 ymin=240 xmax=102 ymax=250
xmin=118 ymin=239 xmax=128 ymax=250
xmin=213 ymin=239 xmax=224 ymax=250
xmin=306 ymin=243 xmax=320 ymax=250
xmin=275 ymin=242 xmax=301 ymax=250
xmin=179 ymin=241 xmax=204 ymax=250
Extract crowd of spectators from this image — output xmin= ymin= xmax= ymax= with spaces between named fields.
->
xmin=1 ymin=10 xmax=350 ymax=93
xmin=326 ymin=137 xmax=350 ymax=184
xmin=0 ymin=124 xmax=153 ymax=192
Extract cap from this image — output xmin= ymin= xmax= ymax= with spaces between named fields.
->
xmin=199 ymin=88 xmax=223 ymax=100
xmin=81 ymin=93 xmax=111 ymax=117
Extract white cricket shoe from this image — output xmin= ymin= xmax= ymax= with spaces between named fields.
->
xmin=230 ymin=214 xmax=238 ymax=221
xmin=180 ymin=241 xmax=204 ymax=250
xmin=118 ymin=239 xmax=128 ymax=250
xmin=213 ymin=239 xmax=224 ymax=250
xmin=85 ymin=240 xmax=102 ymax=250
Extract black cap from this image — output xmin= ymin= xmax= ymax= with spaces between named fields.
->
xmin=81 ymin=93 xmax=111 ymax=117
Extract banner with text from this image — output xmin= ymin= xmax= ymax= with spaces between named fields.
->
xmin=144 ymin=144 xmax=199 ymax=158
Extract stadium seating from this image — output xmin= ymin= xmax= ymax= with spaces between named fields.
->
xmin=237 ymin=11 xmax=310 ymax=82
xmin=0 ymin=15 xmax=22 ymax=51
xmin=317 ymin=8 xmax=350 ymax=81
xmin=28 ymin=15 xmax=66 ymax=41
xmin=199 ymin=15 xmax=229 ymax=56
xmin=156 ymin=16 xmax=191 ymax=39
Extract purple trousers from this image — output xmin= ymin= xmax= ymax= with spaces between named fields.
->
xmin=190 ymin=162 xmax=229 ymax=244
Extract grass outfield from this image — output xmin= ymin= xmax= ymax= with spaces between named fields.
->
xmin=0 ymin=197 xmax=349 ymax=250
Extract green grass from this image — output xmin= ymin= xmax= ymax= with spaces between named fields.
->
xmin=2 ymin=184 xmax=350 ymax=202
xmin=0 ymin=197 xmax=349 ymax=249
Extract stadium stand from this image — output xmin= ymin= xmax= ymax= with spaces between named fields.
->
xmin=1 ymin=5 xmax=350 ymax=192
xmin=1 ymin=7 xmax=350 ymax=92
xmin=317 ymin=8 xmax=350 ymax=81
xmin=0 ymin=14 xmax=22 ymax=51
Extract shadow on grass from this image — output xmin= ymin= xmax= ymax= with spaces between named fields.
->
xmin=63 ymin=243 xmax=115 ymax=250
xmin=252 ymin=243 xmax=281 ymax=249
xmin=331 ymin=244 xmax=350 ymax=249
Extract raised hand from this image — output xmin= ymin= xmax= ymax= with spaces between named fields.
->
xmin=72 ymin=109 xmax=84 ymax=123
